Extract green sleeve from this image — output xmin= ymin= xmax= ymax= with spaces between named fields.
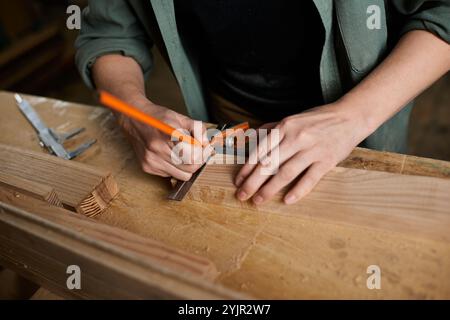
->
xmin=391 ymin=0 xmax=450 ymax=43
xmin=75 ymin=0 xmax=153 ymax=89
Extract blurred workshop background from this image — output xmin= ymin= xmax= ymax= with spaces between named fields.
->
xmin=0 ymin=0 xmax=449 ymax=161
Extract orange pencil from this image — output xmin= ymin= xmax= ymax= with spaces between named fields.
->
xmin=210 ymin=122 xmax=249 ymax=146
xmin=98 ymin=91 xmax=202 ymax=147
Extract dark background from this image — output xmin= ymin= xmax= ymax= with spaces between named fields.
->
xmin=0 ymin=0 xmax=449 ymax=161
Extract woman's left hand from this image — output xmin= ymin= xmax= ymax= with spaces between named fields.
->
xmin=234 ymin=102 xmax=373 ymax=205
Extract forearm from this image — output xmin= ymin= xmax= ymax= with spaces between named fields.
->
xmin=92 ymin=54 xmax=152 ymax=108
xmin=337 ymin=30 xmax=450 ymax=136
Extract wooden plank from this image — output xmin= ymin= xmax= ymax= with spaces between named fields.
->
xmin=1 ymin=92 xmax=450 ymax=299
xmin=30 ymin=288 xmax=63 ymax=300
xmin=0 ymin=144 xmax=118 ymax=217
xmin=0 ymin=188 xmax=244 ymax=299
xmin=0 ymin=267 xmax=39 ymax=300
xmin=115 ymin=158 xmax=450 ymax=299
xmin=340 ymin=147 xmax=450 ymax=179
xmin=0 ymin=172 xmax=62 ymax=207
xmin=2 ymin=91 xmax=449 ymax=178
xmin=187 ymin=156 xmax=450 ymax=243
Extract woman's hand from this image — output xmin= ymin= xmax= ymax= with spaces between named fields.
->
xmin=234 ymin=102 xmax=373 ymax=205
xmin=234 ymin=30 xmax=450 ymax=206
xmin=118 ymin=97 xmax=212 ymax=181
xmin=92 ymin=55 xmax=213 ymax=181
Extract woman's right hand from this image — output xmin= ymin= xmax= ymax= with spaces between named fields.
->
xmin=117 ymin=97 xmax=213 ymax=181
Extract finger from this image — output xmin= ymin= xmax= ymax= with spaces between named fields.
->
xmin=252 ymin=151 xmax=314 ymax=204
xmin=148 ymin=138 xmax=181 ymax=164
xmin=235 ymin=133 xmax=295 ymax=188
xmin=180 ymin=120 xmax=215 ymax=164
xmin=169 ymin=117 xmax=202 ymax=147
xmin=140 ymin=150 xmax=176 ymax=178
xmin=256 ymin=128 xmax=284 ymax=164
xmin=129 ymin=137 xmax=168 ymax=177
xmin=177 ymin=163 xmax=204 ymax=174
xmin=151 ymin=154 xmax=197 ymax=181
xmin=175 ymin=141 xmax=211 ymax=166
xmin=258 ymin=122 xmax=278 ymax=130
xmin=157 ymin=137 xmax=201 ymax=167
xmin=176 ymin=143 xmax=214 ymax=174
xmin=146 ymin=150 xmax=193 ymax=181
xmin=162 ymin=161 xmax=194 ymax=181
xmin=189 ymin=120 xmax=209 ymax=146
xmin=235 ymin=162 xmax=257 ymax=188
xmin=235 ymin=161 xmax=276 ymax=202
xmin=178 ymin=118 xmax=208 ymax=147
xmin=284 ymin=162 xmax=331 ymax=205
xmin=141 ymin=163 xmax=170 ymax=178
xmin=234 ymin=131 xmax=278 ymax=187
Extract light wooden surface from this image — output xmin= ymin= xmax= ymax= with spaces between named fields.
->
xmin=0 ymin=143 xmax=118 ymax=217
xmin=0 ymin=188 xmax=241 ymax=299
xmin=30 ymin=288 xmax=63 ymax=300
xmin=190 ymin=159 xmax=450 ymax=243
xmin=1 ymin=91 xmax=450 ymax=299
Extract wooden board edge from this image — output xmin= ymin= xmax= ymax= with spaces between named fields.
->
xmin=0 ymin=191 xmax=248 ymax=299
xmin=0 ymin=172 xmax=63 ymax=207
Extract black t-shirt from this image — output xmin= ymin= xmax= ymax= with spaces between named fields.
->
xmin=175 ymin=0 xmax=325 ymax=122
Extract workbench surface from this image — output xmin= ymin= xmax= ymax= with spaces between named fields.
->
xmin=1 ymin=91 xmax=450 ymax=299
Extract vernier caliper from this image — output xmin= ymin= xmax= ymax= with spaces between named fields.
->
xmin=15 ymin=94 xmax=97 ymax=160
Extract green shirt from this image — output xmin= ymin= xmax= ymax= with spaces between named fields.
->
xmin=75 ymin=0 xmax=450 ymax=153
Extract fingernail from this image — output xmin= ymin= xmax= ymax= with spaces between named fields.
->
xmin=237 ymin=190 xmax=248 ymax=201
xmin=253 ymin=195 xmax=263 ymax=205
xmin=235 ymin=176 xmax=244 ymax=187
xmin=284 ymin=195 xmax=297 ymax=205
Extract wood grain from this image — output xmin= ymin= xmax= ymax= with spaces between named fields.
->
xmin=340 ymin=147 xmax=450 ymax=179
xmin=0 ymin=172 xmax=62 ymax=207
xmin=0 ymin=188 xmax=243 ymax=299
xmin=0 ymin=143 xmax=118 ymax=216
xmin=30 ymin=288 xmax=63 ymax=300
xmin=30 ymin=287 xmax=64 ymax=301
xmin=2 ymin=92 xmax=450 ymax=299
xmin=188 ymin=156 xmax=450 ymax=243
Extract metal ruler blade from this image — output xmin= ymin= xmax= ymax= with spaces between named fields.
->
xmin=15 ymin=94 xmax=96 ymax=160
xmin=15 ymin=94 xmax=48 ymax=133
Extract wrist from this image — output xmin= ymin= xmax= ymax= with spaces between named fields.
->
xmin=333 ymin=96 xmax=380 ymax=139
xmin=111 ymin=92 xmax=161 ymax=129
